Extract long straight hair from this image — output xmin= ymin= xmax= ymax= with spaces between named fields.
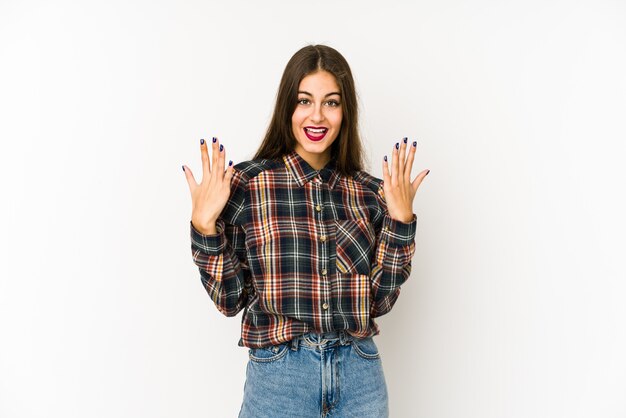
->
xmin=253 ymin=45 xmax=364 ymax=176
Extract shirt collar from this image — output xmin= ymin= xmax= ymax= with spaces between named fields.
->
xmin=283 ymin=150 xmax=341 ymax=190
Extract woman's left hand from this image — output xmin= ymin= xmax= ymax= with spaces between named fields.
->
xmin=382 ymin=138 xmax=430 ymax=223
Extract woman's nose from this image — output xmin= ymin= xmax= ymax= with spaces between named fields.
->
xmin=309 ymin=104 xmax=324 ymax=123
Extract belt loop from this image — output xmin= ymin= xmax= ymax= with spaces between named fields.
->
xmin=339 ymin=330 xmax=349 ymax=346
xmin=290 ymin=336 xmax=300 ymax=351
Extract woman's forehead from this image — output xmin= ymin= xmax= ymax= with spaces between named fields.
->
xmin=298 ymin=71 xmax=340 ymax=94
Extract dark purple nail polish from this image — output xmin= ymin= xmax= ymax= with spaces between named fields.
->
xmin=413 ymin=141 xmax=417 ymax=147
xmin=426 ymin=169 xmax=431 ymax=176
xmin=182 ymin=165 xmax=185 ymax=172
xmin=403 ymin=137 xmax=408 ymax=143
xmin=219 ymin=144 xmax=224 ymax=152
xmin=229 ymin=160 xmax=233 ymax=166
xmin=200 ymin=138 xmax=204 ymax=145
xmin=384 ymin=155 xmax=387 ymax=162
xmin=395 ymin=143 xmax=399 ymax=149
xmin=212 ymin=137 xmax=217 ymax=143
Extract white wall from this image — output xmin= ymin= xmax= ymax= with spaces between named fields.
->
xmin=1 ymin=1 xmax=625 ymax=417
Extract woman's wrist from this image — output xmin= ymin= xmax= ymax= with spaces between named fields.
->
xmin=388 ymin=211 xmax=415 ymax=223
xmin=191 ymin=220 xmax=218 ymax=235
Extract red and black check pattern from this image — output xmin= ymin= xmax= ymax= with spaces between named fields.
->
xmin=191 ymin=150 xmax=417 ymax=348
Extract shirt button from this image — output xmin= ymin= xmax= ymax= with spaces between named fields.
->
xmin=321 ymin=268 xmax=327 ymax=276
xmin=322 ymin=302 xmax=329 ymax=310
xmin=319 ymin=235 xmax=327 ymax=242
xmin=316 ymin=204 xmax=322 ymax=212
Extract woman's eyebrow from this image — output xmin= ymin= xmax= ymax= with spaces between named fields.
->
xmin=298 ymin=91 xmax=342 ymax=97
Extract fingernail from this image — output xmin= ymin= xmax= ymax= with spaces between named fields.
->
xmin=212 ymin=137 xmax=217 ymax=143
xmin=182 ymin=165 xmax=185 ymax=172
xmin=384 ymin=155 xmax=387 ymax=162
xmin=413 ymin=141 xmax=417 ymax=147
xmin=229 ymin=160 xmax=233 ymax=166
xmin=403 ymin=137 xmax=408 ymax=143
xmin=426 ymin=169 xmax=431 ymax=176
xmin=200 ymin=138 xmax=204 ymax=145
xmin=395 ymin=143 xmax=399 ymax=149
xmin=220 ymin=144 xmax=224 ymax=152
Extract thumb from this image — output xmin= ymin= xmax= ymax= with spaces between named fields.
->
xmin=411 ymin=169 xmax=430 ymax=194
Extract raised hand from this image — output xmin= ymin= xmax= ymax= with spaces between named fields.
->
xmin=183 ymin=137 xmax=234 ymax=235
xmin=382 ymin=138 xmax=430 ymax=223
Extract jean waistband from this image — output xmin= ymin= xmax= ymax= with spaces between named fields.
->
xmin=289 ymin=330 xmax=355 ymax=351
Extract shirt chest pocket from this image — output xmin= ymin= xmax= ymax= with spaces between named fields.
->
xmin=334 ymin=218 xmax=376 ymax=275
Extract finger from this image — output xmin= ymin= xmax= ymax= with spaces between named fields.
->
xmin=411 ymin=169 xmax=430 ymax=194
xmin=216 ymin=142 xmax=226 ymax=181
xmin=391 ymin=141 xmax=400 ymax=186
xmin=398 ymin=137 xmax=408 ymax=183
xmin=224 ymin=160 xmax=234 ymax=183
xmin=210 ymin=136 xmax=219 ymax=178
xmin=182 ymin=165 xmax=198 ymax=193
xmin=404 ymin=140 xmax=417 ymax=183
xmin=200 ymin=138 xmax=210 ymax=182
xmin=382 ymin=154 xmax=391 ymax=187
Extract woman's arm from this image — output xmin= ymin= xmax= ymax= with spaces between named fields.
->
xmin=184 ymin=137 xmax=251 ymax=317
xmin=369 ymin=194 xmax=417 ymax=318
xmin=370 ymin=138 xmax=429 ymax=317
xmin=190 ymin=217 xmax=251 ymax=317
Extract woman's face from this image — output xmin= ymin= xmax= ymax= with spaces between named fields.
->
xmin=291 ymin=70 xmax=343 ymax=170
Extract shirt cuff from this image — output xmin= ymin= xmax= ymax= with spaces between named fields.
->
xmin=381 ymin=214 xmax=417 ymax=246
xmin=190 ymin=219 xmax=226 ymax=255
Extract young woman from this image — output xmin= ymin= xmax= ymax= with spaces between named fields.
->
xmin=183 ymin=44 xmax=429 ymax=418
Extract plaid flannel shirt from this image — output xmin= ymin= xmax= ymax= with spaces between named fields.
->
xmin=190 ymin=150 xmax=417 ymax=348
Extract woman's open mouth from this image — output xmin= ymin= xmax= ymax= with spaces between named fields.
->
xmin=304 ymin=127 xmax=328 ymax=142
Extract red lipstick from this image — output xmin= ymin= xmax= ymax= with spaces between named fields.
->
xmin=304 ymin=126 xmax=328 ymax=142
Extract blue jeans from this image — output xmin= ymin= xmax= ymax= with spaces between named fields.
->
xmin=238 ymin=330 xmax=389 ymax=418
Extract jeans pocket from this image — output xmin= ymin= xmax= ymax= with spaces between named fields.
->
xmin=351 ymin=337 xmax=381 ymax=360
xmin=248 ymin=343 xmax=289 ymax=363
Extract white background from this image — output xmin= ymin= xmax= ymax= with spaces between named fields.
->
xmin=1 ymin=0 xmax=625 ymax=417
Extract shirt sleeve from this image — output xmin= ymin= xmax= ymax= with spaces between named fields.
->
xmin=369 ymin=184 xmax=417 ymax=318
xmin=190 ymin=168 xmax=252 ymax=317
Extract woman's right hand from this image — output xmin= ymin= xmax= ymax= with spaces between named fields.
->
xmin=183 ymin=137 xmax=234 ymax=235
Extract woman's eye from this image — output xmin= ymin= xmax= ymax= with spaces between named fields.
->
xmin=297 ymin=98 xmax=310 ymax=105
xmin=325 ymin=100 xmax=340 ymax=107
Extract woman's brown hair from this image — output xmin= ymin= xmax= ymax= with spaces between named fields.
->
xmin=253 ymin=44 xmax=364 ymax=176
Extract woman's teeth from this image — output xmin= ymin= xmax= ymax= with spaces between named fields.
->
xmin=304 ymin=127 xmax=328 ymax=141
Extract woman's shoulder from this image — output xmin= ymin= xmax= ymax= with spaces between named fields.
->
xmin=232 ymin=157 xmax=284 ymax=180
xmin=350 ymin=170 xmax=384 ymax=194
